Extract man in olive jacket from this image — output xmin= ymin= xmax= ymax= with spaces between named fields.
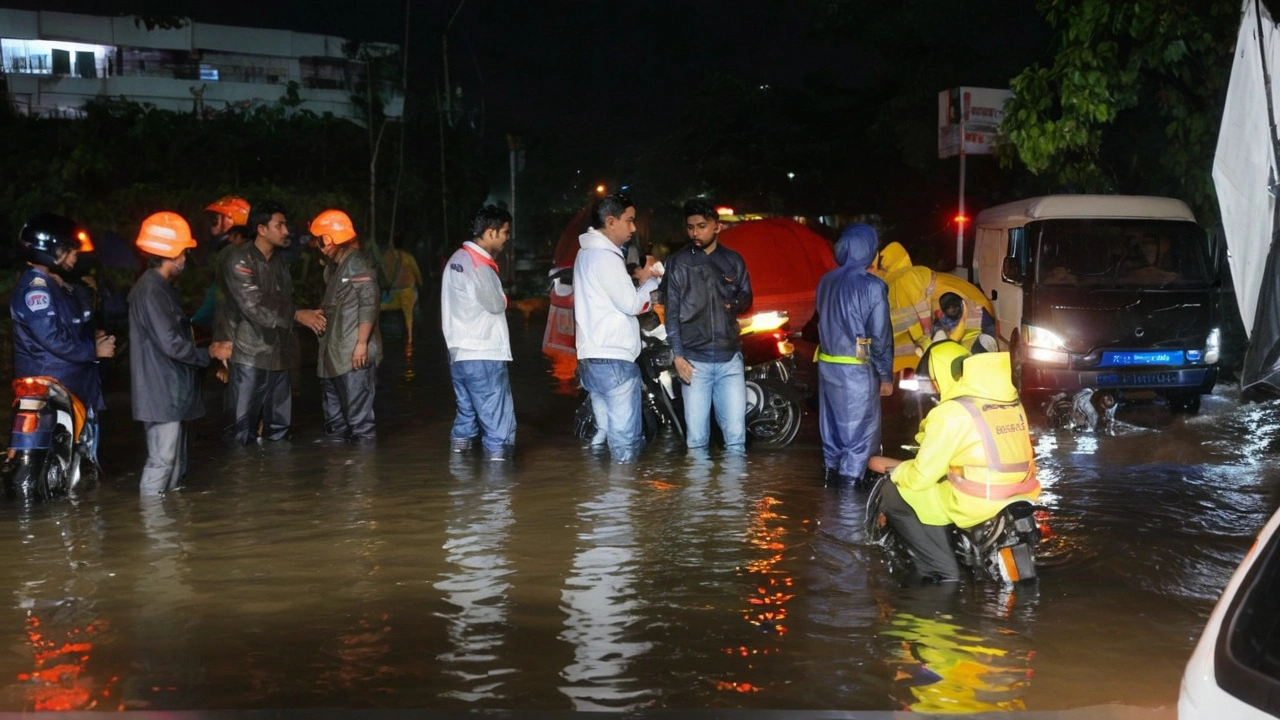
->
xmin=218 ymin=201 xmax=325 ymax=444
xmin=129 ymin=212 xmax=232 ymax=495
xmin=312 ymin=209 xmax=382 ymax=443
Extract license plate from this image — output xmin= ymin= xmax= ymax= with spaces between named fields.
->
xmin=1095 ymin=371 xmax=1179 ymax=387
xmin=1099 ymin=350 xmax=1184 ymax=367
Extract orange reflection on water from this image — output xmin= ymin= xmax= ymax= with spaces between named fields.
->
xmin=19 ymin=616 xmax=107 ymax=711
xmin=715 ymin=495 xmax=795 ymax=694
xmin=545 ymin=351 xmax=578 ymax=396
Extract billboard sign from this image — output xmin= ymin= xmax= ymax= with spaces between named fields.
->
xmin=938 ymin=87 xmax=1014 ymax=158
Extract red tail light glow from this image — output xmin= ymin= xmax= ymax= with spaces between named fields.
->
xmin=15 ymin=413 xmax=38 ymax=434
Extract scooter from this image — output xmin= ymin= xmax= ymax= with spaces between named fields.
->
xmin=573 ymin=310 xmax=806 ymax=449
xmin=863 ymin=467 xmax=1043 ymax=584
xmin=1 ymin=377 xmax=96 ymax=502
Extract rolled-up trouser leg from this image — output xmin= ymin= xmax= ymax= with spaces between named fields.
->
xmin=340 ymin=365 xmax=378 ymax=441
xmin=879 ymin=481 xmax=961 ymax=580
xmin=140 ymin=421 xmax=184 ymax=495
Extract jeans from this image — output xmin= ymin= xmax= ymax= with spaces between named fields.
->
xmin=681 ymin=352 xmax=746 ymax=453
xmin=449 ymin=359 xmax=516 ymax=458
xmin=578 ymin=358 xmax=643 ymax=463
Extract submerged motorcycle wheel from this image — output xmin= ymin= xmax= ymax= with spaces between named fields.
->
xmin=747 ymin=391 xmax=803 ymax=448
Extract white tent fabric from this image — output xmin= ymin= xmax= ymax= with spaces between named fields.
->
xmin=1215 ymin=0 xmax=1280 ymax=337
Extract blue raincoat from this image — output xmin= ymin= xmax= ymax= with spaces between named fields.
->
xmin=815 ymin=224 xmax=892 ymax=479
xmin=10 ymin=267 xmax=104 ymax=411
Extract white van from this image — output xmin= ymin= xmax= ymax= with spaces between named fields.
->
xmin=972 ymin=195 xmax=1220 ymax=411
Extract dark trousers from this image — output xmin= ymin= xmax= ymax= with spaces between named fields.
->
xmin=321 ymin=365 xmax=377 ymax=442
xmin=880 ymin=480 xmax=962 ymax=580
xmin=223 ymin=362 xmax=292 ymax=445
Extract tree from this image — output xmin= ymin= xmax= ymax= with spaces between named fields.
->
xmin=999 ymin=0 xmax=1241 ymax=223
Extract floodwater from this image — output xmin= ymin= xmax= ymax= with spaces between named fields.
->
xmin=0 ymin=312 xmax=1275 ymax=714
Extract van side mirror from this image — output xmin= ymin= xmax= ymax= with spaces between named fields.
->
xmin=1002 ymin=256 xmax=1024 ymax=285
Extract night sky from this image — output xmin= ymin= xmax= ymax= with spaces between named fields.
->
xmin=7 ymin=2 xmax=873 ymax=152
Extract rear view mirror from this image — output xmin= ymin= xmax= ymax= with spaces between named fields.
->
xmin=1002 ymin=256 xmax=1024 ymax=285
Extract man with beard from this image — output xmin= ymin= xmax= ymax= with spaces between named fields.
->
xmin=662 ymin=199 xmax=753 ymax=455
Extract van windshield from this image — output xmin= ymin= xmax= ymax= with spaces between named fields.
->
xmin=1032 ymin=219 xmax=1211 ymax=288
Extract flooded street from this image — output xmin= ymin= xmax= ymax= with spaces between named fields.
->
xmin=0 ymin=313 xmax=1274 ymax=714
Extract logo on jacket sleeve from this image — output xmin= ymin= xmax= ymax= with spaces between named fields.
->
xmin=24 ymin=290 xmax=50 ymax=312
xmin=450 ymin=263 xmax=464 ymax=273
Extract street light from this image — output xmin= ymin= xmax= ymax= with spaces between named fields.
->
xmin=596 ymin=184 xmax=606 ymax=195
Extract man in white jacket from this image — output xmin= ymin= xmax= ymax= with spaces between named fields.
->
xmin=441 ymin=205 xmax=515 ymax=461
xmin=573 ymin=193 xmax=661 ymax=463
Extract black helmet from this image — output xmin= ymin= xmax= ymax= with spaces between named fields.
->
xmin=19 ymin=213 xmax=81 ymax=267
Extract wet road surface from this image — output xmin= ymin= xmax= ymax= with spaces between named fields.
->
xmin=0 ymin=312 xmax=1273 ymax=713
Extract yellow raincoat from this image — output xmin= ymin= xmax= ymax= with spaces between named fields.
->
xmin=874 ymin=242 xmax=997 ymax=371
xmin=891 ymin=349 xmax=1039 ymax=528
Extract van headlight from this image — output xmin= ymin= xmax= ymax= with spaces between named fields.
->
xmin=1023 ymin=324 xmax=1069 ymax=365
xmin=1204 ymin=327 xmax=1221 ymax=365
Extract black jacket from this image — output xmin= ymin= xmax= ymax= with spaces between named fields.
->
xmin=218 ymin=242 xmax=299 ymax=371
xmin=127 ymin=269 xmax=212 ymax=423
xmin=662 ymin=242 xmax=753 ymax=363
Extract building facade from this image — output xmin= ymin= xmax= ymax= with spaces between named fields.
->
xmin=0 ymin=8 xmax=402 ymax=123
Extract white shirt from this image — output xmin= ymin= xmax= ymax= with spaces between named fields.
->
xmin=572 ymin=228 xmax=659 ymax=361
xmin=440 ymin=241 xmax=511 ymax=362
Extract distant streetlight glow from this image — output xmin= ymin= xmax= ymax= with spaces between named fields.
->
xmin=715 ymin=206 xmax=735 ymax=217
xmin=596 ymin=184 xmax=606 ymax=195
xmin=786 ymin=172 xmax=796 ymax=180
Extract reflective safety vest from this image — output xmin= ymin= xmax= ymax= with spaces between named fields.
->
xmin=946 ymin=396 xmax=1039 ymax=501
xmin=815 ymin=338 xmax=871 ymax=364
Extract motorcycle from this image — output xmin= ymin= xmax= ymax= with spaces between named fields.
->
xmin=1 ymin=377 xmax=97 ymax=502
xmin=573 ymin=310 xmax=806 ymax=448
xmin=863 ymin=466 xmax=1043 ymax=584
xmin=868 ymin=342 xmax=1044 ymax=583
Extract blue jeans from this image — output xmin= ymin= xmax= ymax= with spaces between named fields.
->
xmin=449 ymin=360 xmax=516 ymax=457
xmin=681 ymin=352 xmax=746 ymax=453
xmin=578 ymin=358 xmax=643 ymax=463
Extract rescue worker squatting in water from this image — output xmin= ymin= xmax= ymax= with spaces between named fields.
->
xmin=11 ymin=213 xmax=116 ymax=465
xmin=218 ymin=200 xmax=326 ymax=445
xmin=869 ymin=342 xmax=1040 ymax=582
xmin=312 ymin=209 xmax=382 ymax=444
xmin=812 ymin=223 xmax=893 ymax=485
xmin=128 ymin=213 xmax=233 ymax=495
xmin=932 ymin=292 xmax=997 ymax=354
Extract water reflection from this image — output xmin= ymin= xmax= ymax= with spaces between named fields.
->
xmin=880 ymin=585 xmax=1035 ymax=713
xmin=433 ymin=457 xmax=516 ymax=702
xmin=559 ymin=466 xmax=652 ymax=710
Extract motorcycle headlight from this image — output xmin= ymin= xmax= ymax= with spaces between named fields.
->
xmin=1023 ymin=325 xmax=1069 ymax=365
xmin=1204 ymin=327 xmax=1221 ymax=365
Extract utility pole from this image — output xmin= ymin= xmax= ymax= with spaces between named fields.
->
xmin=439 ymin=0 xmax=467 ymax=252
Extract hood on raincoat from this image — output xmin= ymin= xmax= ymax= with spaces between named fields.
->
xmin=925 ymin=340 xmax=971 ymax=401
xmin=949 ymin=351 xmax=1019 ymax=403
xmin=834 ymin=223 xmax=878 ymax=271
xmin=876 ymin=241 xmax=913 ymax=276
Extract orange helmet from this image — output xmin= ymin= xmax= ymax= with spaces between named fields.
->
xmin=310 ymin=209 xmax=357 ymax=245
xmin=205 ymin=195 xmax=250 ymax=226
xmin=136 ymin=212 xmax=197 ymax=259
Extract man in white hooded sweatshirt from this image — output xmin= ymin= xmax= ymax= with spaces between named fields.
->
xmin=574 ymin=193 xmax=661 ymax=463
xmin=442 ymin=205 xmax=515 ymax=461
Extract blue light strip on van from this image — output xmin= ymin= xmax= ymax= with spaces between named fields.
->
xmin=1097 ymin=350 xmax=1186 ymax=367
